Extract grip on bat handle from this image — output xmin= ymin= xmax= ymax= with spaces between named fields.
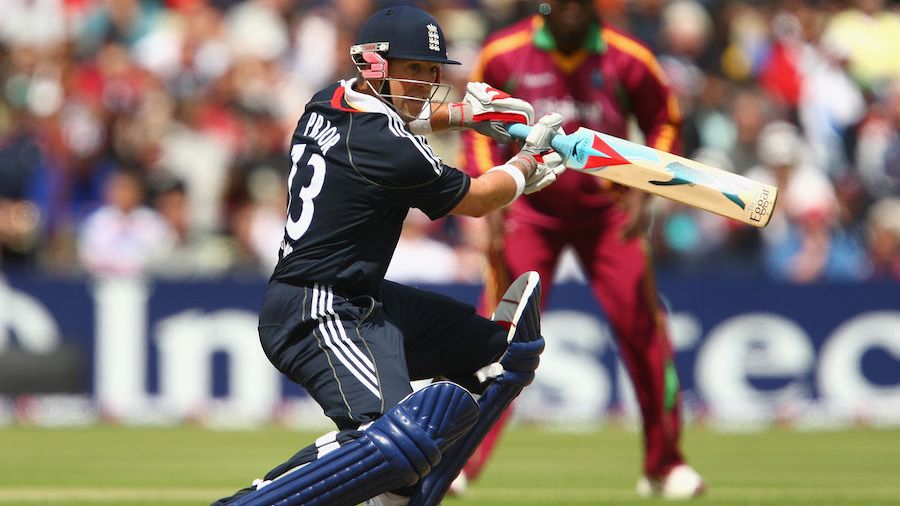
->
xmin=506 ymin=123 xmax=574 ymax=161
xmin=506 ymin=122 xmax=565 ymax=150
xmin=506 ymin=122 xmax=532 ymax=141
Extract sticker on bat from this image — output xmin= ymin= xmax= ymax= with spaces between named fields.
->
xmin=649 ymin=161 xmax=748 ymax=209
xmin=571 ymin=131 xmax=631 ymax=170
xmin=749 ymin=187 xmax=773 ymax=223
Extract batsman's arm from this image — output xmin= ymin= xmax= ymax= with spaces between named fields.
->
xmin=452 ymin=114 xmax=564 ymax=217
xmin=450 ymin=156 xmax=533 ymax=217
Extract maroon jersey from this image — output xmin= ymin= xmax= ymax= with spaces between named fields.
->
xmin=460 ymin=16 xmax=692 ymax=483
xmin=462 ymin=15 xmax=681 ymax=226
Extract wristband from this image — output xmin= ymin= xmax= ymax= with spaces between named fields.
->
xmin=408 ymin=116 xmax=432 ymax=135
xmin=448 ymin=101 xmax=468 ymax=129
xmin=487 ymin=163 xmax=526 ymax=203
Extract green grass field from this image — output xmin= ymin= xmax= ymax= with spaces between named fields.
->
xmin=2 ymin=425 xmax=899 ymax=505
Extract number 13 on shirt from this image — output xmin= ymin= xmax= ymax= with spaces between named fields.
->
xmin=285 ymin=143 xmax=326 ymax=242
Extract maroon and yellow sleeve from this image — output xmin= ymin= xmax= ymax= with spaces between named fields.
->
xmin=603 ymin=29 xmax=682 ymax=155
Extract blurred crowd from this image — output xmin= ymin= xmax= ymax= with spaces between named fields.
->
xmin=0 ymin=0 xmax=899 ymax=283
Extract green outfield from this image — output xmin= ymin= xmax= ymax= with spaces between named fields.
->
xmin=1 ymin=425 xmax=899 ymax=505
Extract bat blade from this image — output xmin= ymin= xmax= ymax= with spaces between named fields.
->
xmin=506 ymin=124 xmax=778 ymax=227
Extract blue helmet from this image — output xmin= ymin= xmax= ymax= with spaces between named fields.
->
xmin=351 ymin=6 xmax=460 ymax=65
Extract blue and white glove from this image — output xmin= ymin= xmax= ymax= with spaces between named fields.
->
xmin=512 ymin=113 xmax=566 ymax=194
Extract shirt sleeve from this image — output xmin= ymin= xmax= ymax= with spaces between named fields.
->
xmin=623 ymin=50 xmax=683 ymax=155
xmin=398 ymin=163 xmax=471 ymax=220
xmin=351 ymin=116 xmax=471 ymax=219
xmin=379 ymin=145 xmax=470 ymax=219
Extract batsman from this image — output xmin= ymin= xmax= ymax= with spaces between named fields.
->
xmin=213 ymin=6 xmax=564 ymax=506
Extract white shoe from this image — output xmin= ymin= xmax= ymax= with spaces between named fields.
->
xmin=636 ymin=464 xmax=705 ymax=500
xmin=365 ymin=491 xmax=410 ymax=506
xmin=448 ymin=471 xmax=468 ymax=497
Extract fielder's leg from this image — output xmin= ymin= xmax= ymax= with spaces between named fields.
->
xmin=574 ymin=217 xmax=687 ymax=477
xmin=575 ymin=210 xmax=703 ymax=498
xmin=408 ymin=272 xmax=545 ymax=506
xmin=223 ymin=381 xmax=478 ymax=506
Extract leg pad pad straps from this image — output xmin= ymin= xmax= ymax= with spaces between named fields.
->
xmin=229 ymin=381 xmax=478 ymax=506
xmin=409 ymin=272 xmax=544 ymax=506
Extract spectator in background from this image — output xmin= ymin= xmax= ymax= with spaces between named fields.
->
xmin=0 ymin=107 xmax=46 ymax=266
xmin=758 ymin=7 xmax=805 ymax=115
xmin=76 ymin=0 xmax=160 ymax=57
xmin=0 ymin=0 xmax=898 ymax=286
xmin=688 ymin=75 xmax=735 ymax=157
xmin=747 ymin=122 xmax=869 ymax=283
xmin=386 ymin=209 xmax=461 ymax=283
xmin=450 ymin=214 xmax=496 ymax=283
xmin=656 ymin=0 xmax=713 ymax=157
xmin=821 ymin=0 xmax=900 ymax=93
xmin=0 ymin=0 xmax=68 ymax=51
xmin=154 ymin=89 xmax=233 ymax=235
xmin=625 ymin=0 xmax=666 ymax=52
xmin=865 ymin=197 xmax=900 ymax=280
xmin=726 ymin=87 xmax=774 ymax=174
xmin=857 ymin=80 xmax=900 ymax=199
xmin=796 ymin=8 xmax=866 ymax=177
xmin=228 ymin=167 xmax=285 ymax=276
xmin=132 ymin=1 xmax=232 ymax=102
xmin=78 ymin=169 xmax=174 ymax=276
xmin=149 ymin=176 xmax=234 ymax=278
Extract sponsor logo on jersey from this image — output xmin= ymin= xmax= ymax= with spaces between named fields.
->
xmin=520 ymin=72 xmax=556 ymax=88
xmin=533 ymin=97 xmax=603 ymax=126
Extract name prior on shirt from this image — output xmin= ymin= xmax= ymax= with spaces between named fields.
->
xmin=303 ymin=112 xmax=341 ymax=155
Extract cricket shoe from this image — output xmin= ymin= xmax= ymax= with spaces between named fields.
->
xmin=636 ymin=464 xmax=705 ymax=500
xmin=365 ymin=491 xmax=413 ymax=506
xmin=447 ymin=471 xmax=468 ymax=497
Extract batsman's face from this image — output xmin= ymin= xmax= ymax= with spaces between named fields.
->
xmin=387 ymin=58 xmax=442 ymax=118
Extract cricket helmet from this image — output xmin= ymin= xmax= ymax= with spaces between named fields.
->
xmin=349 ymin=6 xmax=458 ymax=122
xmin=351 ymin=6 xmax=460 ymax=66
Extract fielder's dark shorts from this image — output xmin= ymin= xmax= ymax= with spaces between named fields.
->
xmin=258 ymin=279 xmax=507 ymax=430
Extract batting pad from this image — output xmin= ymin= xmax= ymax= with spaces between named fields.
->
xmin=408 ymin=272 xmax=545 ymax=506
xmin=229 ymin=381 xmax=478 ymax=506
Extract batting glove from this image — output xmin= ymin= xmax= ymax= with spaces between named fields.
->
xmin=513 ymin=113 xmax=567 ymax=194
xmin=449 ymin=82 xmax=534 ymax=144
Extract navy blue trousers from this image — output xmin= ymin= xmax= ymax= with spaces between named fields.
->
xmin=258 ymin=279 xmax=507 ymax=430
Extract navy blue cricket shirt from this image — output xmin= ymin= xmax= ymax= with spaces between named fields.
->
xmin=270 ymin=79 xmax=471 ymax=295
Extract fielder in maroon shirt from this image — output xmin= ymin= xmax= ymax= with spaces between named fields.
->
xmin=459 ymin=0 xmax=705 ymax=499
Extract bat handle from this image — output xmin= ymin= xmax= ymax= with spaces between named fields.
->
xmin=505 ymin=123 xmax=578 ymax=163
xmin=506 ymin=122 xmax=532 ymax=141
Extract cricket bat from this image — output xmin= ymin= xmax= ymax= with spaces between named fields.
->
xmin=507 ymin=124 xmax=778 ymax=227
